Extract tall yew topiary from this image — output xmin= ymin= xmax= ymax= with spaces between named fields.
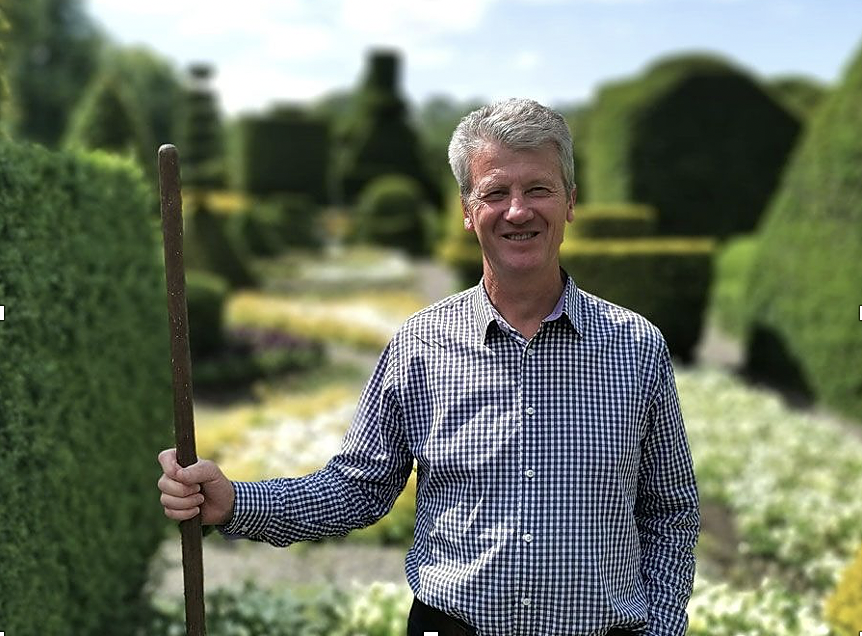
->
xmin=586 ymin=54 xmax=800 ymax=237
xmin=337 ymin=50 xmax=438 ymax=206
xmin=179 ymin=63 xmax=225 ymax=188
xmin=744 ymin=41 xmax=862 ymax=421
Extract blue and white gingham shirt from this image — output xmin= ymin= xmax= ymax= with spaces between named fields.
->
xmin=221 ymin=274 xmax=700 ymax=636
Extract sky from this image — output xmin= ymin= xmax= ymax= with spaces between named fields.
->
xmin=85 ymin=0 xmax=862 ymax=116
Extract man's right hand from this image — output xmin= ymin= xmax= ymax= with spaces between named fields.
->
xmin=157 ymin=448 xmax=236 ymax=526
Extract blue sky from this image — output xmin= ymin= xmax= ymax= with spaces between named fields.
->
xmin=86 ymin=0 xmax=862 ymax=115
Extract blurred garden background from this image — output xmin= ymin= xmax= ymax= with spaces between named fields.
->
xmin=1 ymin=0 xmax=861 ymax=634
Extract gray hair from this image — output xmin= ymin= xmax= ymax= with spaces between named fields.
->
xmin=447 ymin=97 xmax=575 ymax=200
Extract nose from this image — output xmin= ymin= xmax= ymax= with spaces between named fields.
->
xmin=504 ymin=194 xmax=533 ymax=224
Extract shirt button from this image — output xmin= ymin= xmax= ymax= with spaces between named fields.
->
xmin=525 ymin=406 xmax=535 ymax=415
xmin=526 ymin=348 xmax=535 ymax=356
xmin=522 ymin=597 xmax=531 ymax=607
xmin=525 ymin=469 xmax=535 ymax=478
xmin=241 ymin=526 xmax=249 ymax=533
xmin=523 ymin=533 xmax=533 ymax=543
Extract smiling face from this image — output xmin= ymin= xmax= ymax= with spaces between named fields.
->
xmin=463 ymin=141 xmax=576 ymax=286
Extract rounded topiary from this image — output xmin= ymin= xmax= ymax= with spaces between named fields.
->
xmin=186 ymin=269 xmax=228 ymax=358
xmin=743 ymin=40 xmax=862 ymax=420
xmin=183 ymin=203 xmax=256 ymax=288
xmin=825 ymin=544 xmax=862 ymax=636
xmin=353 ymin=174 xmax=432 ymax=256
xmin=586 ymin=53 xmax=801 ymax=237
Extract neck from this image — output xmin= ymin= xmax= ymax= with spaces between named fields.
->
xmin=483 ymin=264 xmax=564 ymax=339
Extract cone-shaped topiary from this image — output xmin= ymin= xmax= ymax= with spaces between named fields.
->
xmin=744 ymin=41 xmax=862 ymax=420
xmin=337 ymin=50 xmax=438 ymax=207
xmin=586 ymin=53 xmax=801 ymax=238
xmin=179 ymin=63 xmax=225 ymax=188
xmin=63 ymin=70 xmax=153 ymax=173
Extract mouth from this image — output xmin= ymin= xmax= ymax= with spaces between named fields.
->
xmin=502 ymin=231 xmax=539 ymax=242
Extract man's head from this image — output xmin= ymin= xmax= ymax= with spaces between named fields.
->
xmin=447 ymin=98 xmax=575 ymax=201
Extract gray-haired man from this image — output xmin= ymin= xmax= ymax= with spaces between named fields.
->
xmin=158 ymin=98 xmax=700 ymax=636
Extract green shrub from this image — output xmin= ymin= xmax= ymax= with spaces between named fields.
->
xmin=567 ymin=203 xmax=657 ymax=239
xmin=233 ymin=106 xmax=329 ymax=202
xmin=0 ymin=143 xmax=172 ymax=635
xmin=768 ymin=75 xmax=829 ymax=121
xmin=179 ymin=63 xmax=225 ymax=188
xmin=586 ymin=54 xmax=800 ymax=237
xmin=353 ymin=174 xmax=432 ymax=256
xmin=236 ymin=194 xmax=323 ymax=254
xmin=707 ymin=233 xmax=758 ymax=337
xmin=186 ymin=269 xmax=228 ymax=357
xmin=184 ymin=203 xmax=257 ymax=288
xmin=744 ymin=41 xmax=862 ymax=420
xmin=337 ymin=50 xmax=438 ymax=207
xmin=440 ymin=236 xmax=714 ymax=361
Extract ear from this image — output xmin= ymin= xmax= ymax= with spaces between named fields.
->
xmin=461 ymin=197 xmax=475 ymax=231
xmin=566 ymin=184 xmax=577 ymax=223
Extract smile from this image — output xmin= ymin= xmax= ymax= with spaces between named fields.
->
xmin=503 ymin=232 xmax=539 ymax=241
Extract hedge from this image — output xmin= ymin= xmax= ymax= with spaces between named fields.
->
xmin=353 ymin=174 xmax=432 ymax=256
xmin=743 ymin=41 xmax=862 ymax=420
xmin=585 ymin=53 xmax=800 ymax=238
xmin=566 ymin=203 xmax=658 ymax=239
xmin=440 ymin=237 xmax=714 ymax=361
xmin=186 ymin=269 xmax=228 ymax=358
xmin=183 ymin=202 xmax=257 ymax=288
xmin=0 ymin=143 xmax=172 ymax=634
xmin=707 ymin=233 xmax=758 ymax=337
xmin=233 ymin=106 xmax=329 ymax=202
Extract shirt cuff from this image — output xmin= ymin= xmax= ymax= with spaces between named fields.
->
xmin=217 ymin=481 xmax=273 ymax=540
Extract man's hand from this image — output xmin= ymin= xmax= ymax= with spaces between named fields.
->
xmin=157 ymin=448 xmax=236 ymax=526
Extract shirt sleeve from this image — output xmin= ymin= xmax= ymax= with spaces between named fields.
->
xmin=635 ymin=341 xmax=700 ymax=636
xmin=218 ymin=340 xmax=414 ymax=546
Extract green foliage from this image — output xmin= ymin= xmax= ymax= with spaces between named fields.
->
xmin=707 ymin=233 xmax=758 ymax=337
xmin=0 ymin=142 xmax=172 ymax=635
xmin=146 ymin=581 xmax=412 ymax=636
xmin=98 ymin=44 xmax=184 ymax=149
xmin=768 ymin=75 xmax=829 ymax=121
xmin=566 ymin=203 xmax=657 ymax=239
xmin=179 ymin=63 xmax=225 ymax=188
xmin=826 ymin=544 xmax=862 ymax=635
xmin=233 ymin=105 xmax=329 ymax=202
xmin=353 ymin=174 xmax=433 ymax=256
xmin=744 ymin=40 xmax=862 ymax=421
xmin=586 ymin=53 xmax=801 ymax=237
xmin=184 ymin=203 xmax=257 ymax=288
xmin=2 ymin=0 xmax=103 ymax=145
xmin=63 ymin=70 xmax=153 ymax=173
xmin=186 ymin=269 xmax=228 ymax=358
xmin=337 ymin=50 xmax=438 ymax=207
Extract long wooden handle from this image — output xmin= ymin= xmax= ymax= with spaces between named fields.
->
xmin=158 ymin=143 xmax=206 ymax=636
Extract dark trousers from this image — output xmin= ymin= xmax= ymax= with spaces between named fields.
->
xmin=406 ymin=596 xmax=639 ymax=636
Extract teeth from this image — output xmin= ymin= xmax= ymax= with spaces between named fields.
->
xmin=505 ymin=233 xmax=536 ymax=241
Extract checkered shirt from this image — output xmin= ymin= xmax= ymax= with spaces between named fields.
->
xmin=221 ymin=275 xmax=700 ymax=636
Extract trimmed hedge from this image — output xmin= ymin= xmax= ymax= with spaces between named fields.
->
xmin=707 ymin=233 xmax=758 ymax=337
xmin=337 ymin=50 xmax=438 ymax=206
xmin=353 ymin=174 xmax=432 ymax=256
xmin=440 ymin=237 xmax=714 ymax=361
xmin=586 ymin=54 xmax=800 ymax=237
xmin=233 ymin=106 xmax=329 ymax=202
xmin=186 ymin=269 xmax=228 ymax=358
xmin=232 ymin=194 xmax=323 ymax=255
xmin=0 ymin=143 xmax=172 ymax=634
xmin=743 ymin=41 xmax=862 ymax=420
xmin=183 ymin=202 xmax=257 ymax=288
xmin=566 ymin=203 xmax=658 ymax=239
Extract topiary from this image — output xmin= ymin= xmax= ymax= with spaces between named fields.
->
xmin=186 ymin=269 xmax=228 ymax=358
xmin=353 ymin=174 xmax=432 ymax=256
xmin=586 ymin=53 xmax=801 ymax=237
xmin=743 ymin=39 xmax=862 ymax=420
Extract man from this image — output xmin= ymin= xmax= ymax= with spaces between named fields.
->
xmin=158 ymin=98 xmax=699 ymax=636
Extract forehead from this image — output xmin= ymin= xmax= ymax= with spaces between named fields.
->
xmin=470 ymin=141 xmax=562 ymax=186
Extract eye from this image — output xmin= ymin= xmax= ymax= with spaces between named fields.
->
xmin=527 ymin=186 xmax=552 ymax=196
xmin=480 ymin=189 xmax=507 ymax=202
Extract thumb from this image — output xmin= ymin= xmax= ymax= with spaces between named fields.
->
xmin=176 ymin=458 xmax=222 ymax=486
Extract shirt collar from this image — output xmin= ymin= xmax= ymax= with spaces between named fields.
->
xmin=470 ymin=270 xmax=583 ymax=343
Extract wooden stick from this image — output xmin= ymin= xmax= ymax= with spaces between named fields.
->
xmin=158 ymin=143 xmax=206 ymax=636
